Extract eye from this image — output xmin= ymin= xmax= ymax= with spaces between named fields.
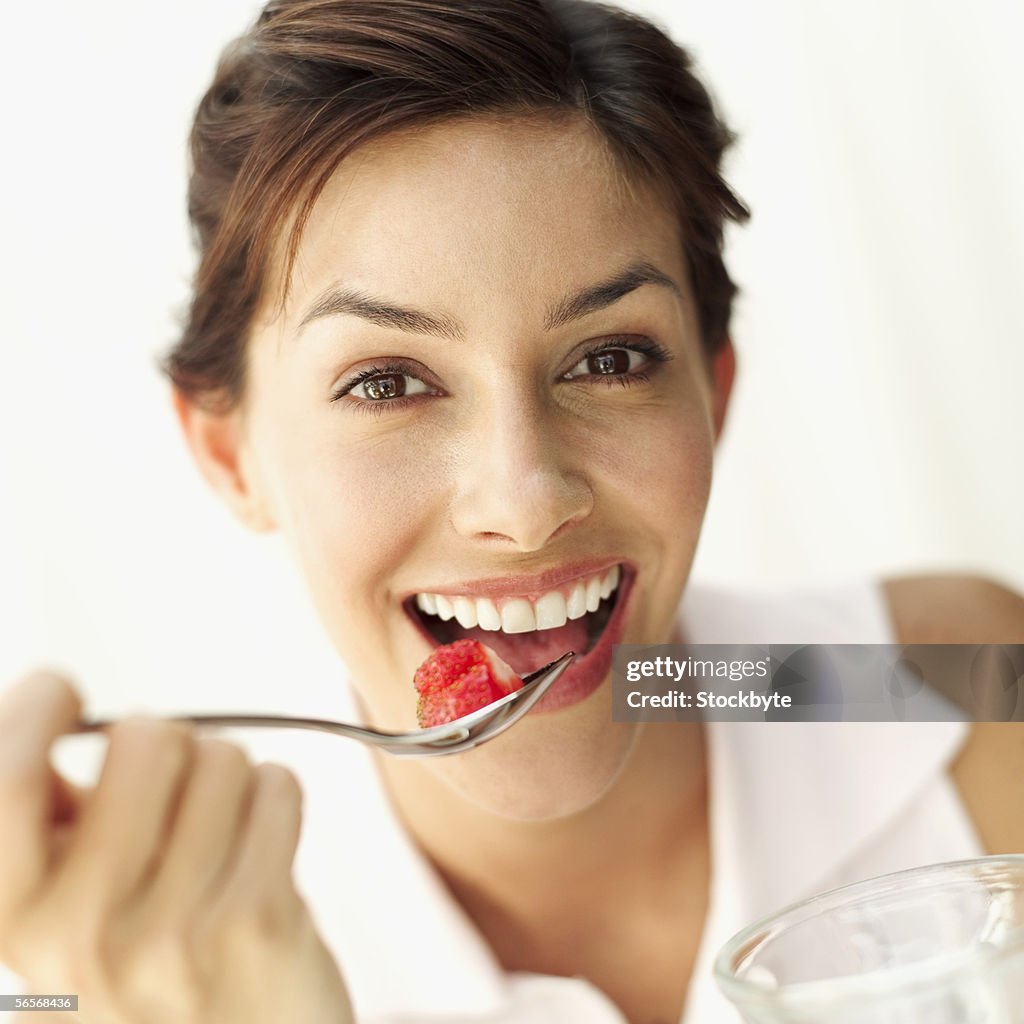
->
xmin=562 ymin=339 xmax=670 ymax=381
xmin=568 ymin=348 xmax=642 ymax=377
xmin=331 ymin=362 xmax=438 ymax=408
xmin=349 ymin=371 xmax=431 ymax=402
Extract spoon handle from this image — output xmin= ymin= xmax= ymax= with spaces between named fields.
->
xmin=73 ymin=712 xmax=395 ymax=743
xmin=69 ymin=651 xmax=575 ymax=757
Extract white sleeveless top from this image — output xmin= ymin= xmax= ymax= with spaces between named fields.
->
xmin=0 ymin=580 xmax=982 ymax=1022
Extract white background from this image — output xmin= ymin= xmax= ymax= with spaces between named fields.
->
xmin=1 ymin=0 xmax=1021 ymax=721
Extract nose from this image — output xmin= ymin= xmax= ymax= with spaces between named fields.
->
xmin=449 ymin=392 xmax=593 ymax=551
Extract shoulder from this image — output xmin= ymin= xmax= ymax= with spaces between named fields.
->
xmin=882 ymin=574 xmax=1024 ymax=853
xmin=947 ymin=720 xmax=1024 ymax=855
xmin=881 ymin=573 xmax=1024 ymax=643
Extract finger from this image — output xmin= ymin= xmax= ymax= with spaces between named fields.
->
xmin=49 ymin=767 xmax=91 ymax=866
xmin=211 ymin=762 xmax=304 ymax=920
xmin=52 ymin=717 xmax=193 ymax=913
xmin=51 ymin=768 xmax=88 ymax=827
xmin=144 ymin=738 xmax=252 ymax=916
xmin=0 ymin=671 xmax=83 ymax=918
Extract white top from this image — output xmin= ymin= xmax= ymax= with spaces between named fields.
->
xmin=0 ymin=579 xmax=982 ymax=1022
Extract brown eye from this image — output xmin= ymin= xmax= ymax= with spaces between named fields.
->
xmin=349 ymin=372 xmax=431 ymax=402
xmin=361 ymin=374 xmax=406 ymax=400
xmin=564 ymin=346 xmax=648 ymax=380
xmin=587 ymin=349 xmax=631 ymax=375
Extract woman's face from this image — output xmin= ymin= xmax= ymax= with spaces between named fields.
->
xmin=193 ymin=113 xmax=732 ymax=818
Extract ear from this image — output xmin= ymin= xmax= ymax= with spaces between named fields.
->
xmin=708 ymin=337 xmax=736 ymax=442
xmin=171 ymin=389 xmax=277 ymax=532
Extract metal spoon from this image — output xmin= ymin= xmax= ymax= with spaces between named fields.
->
xmin=71 ymin=652 xmax=575 ymax=759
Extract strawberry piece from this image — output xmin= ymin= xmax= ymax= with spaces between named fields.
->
xmin=414 ymin=639 xmax=522 ymax=728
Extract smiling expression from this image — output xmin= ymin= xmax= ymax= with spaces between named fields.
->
xmin=197 ymin=111 xmax=732 ymax=813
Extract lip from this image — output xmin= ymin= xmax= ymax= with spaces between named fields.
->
xmin=403 ymin=558 xmax=623 ymax=602
xmin=403 ymin=562 xmax=636 ymax=716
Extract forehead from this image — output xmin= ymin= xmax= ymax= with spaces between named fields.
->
xmin=280 ymin=113 xmax=687 ymax=327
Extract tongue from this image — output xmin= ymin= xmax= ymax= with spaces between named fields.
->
xmin=446 ymin=619 xmax=588 ymax=676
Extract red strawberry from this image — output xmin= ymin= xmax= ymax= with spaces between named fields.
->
xmin=414 ymin=639 xmax=522 ymax=728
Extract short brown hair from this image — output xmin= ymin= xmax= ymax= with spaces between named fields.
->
xmin=166 ymin=0 xmax=749 ymax=410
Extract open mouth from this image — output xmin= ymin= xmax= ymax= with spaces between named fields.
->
xmin=405 ymin=565 xmax=625 ymax=678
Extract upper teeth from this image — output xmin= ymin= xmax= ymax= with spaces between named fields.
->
xmin=415 ymin=565 xmax=621 ymax=634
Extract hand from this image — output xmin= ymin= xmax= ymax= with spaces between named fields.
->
xmin=0 ymin=671 xmax=355 ymax=1024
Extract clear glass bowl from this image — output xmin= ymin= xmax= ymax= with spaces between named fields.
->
xmin=714 ymin=856 xmax=1024 ymax=1023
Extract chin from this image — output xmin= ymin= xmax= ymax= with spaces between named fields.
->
xmin=429 ymin=680 xmax=641 ymax=822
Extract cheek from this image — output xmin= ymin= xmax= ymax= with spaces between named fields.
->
xmin=261 ymin=414 xmax=448 ymax=623
xmin=581 ymin=392 xmax=714 ymax=523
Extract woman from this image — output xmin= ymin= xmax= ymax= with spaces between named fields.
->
xmin=1 ymin=1 xmax=1022 ymax=1021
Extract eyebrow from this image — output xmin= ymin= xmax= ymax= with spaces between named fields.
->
xmin=298 ymin=285 xmax=464 ymax=341
xmin=544 ymin=259 xmax=681 ymax=331
xmin=297 ymin=259 xmax=682 ymax=340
